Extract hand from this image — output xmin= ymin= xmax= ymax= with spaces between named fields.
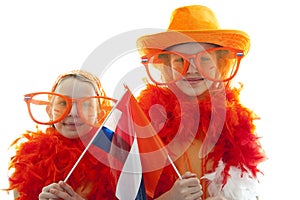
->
xmin=158 ymin=171 xmax=203 ymax=200
xmin=39 ymin=182 xmax=62 ymax=200
xmin=39 ymin=181 xmax=85 ymax=200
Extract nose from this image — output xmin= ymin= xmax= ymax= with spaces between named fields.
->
xmin=187 ymin=59 xmax=198 ymax=73
xmin=68 ymin=102 xmax=78 ymax=116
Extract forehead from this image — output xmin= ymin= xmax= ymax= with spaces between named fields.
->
xmin=54 ymin=77 xmax=96 ymax=98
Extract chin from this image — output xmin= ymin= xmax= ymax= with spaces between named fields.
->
xmin=61 ymin=132 xmax=80 ymax=139
xmin=60 ymin=127 xmax=91 ymax=139
xmin=182 ymin=89 xmax=207 ymax=97
xmin=176 ymin=82 xmax=209 ymax=97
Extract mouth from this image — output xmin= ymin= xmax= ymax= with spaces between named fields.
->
xmin=63 ymin=121 xmax=85 ymax=127
xmin=184 ymin=77 xmax=205 ymax=83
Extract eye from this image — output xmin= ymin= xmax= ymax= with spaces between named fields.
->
xmin=171 ymin=54 xmax=184 ymax=63
xmin=52 ymin=96 xmax=67 ymax=108
xmin=199 ymin=55 xmax=211 ymax=63
xmin=82 ymin=98 xmax=97 ymax=109
xmin=59 ymin=100 xmax=67 ymax=106
xmin=82 ymin=101 xmax=92 ymax=108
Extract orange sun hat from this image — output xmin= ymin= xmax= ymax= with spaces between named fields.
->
xmin=137 ymin=5 xmax=250 ymax=56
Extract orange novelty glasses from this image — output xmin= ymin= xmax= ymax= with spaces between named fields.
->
xmin=24 ymin=92 xmax=117 ymax=127
xmin=141 ymin=47 xmax=244 ymax=85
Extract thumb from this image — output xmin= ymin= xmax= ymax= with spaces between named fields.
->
xmin=182 ymin=171 xmax=197 ymax=179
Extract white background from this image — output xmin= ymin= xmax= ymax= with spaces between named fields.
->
xmin=1 ymin=0 xmax=299 ymax=199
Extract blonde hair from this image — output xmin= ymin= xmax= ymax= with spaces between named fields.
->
xmin=51 ymin=69 xmax=106 ymax=97
xmin=49 ymin=69 xmax=113 ymax=127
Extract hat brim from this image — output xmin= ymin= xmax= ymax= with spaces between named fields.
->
xmin=137 ymin=29 xmax=250 ymax=56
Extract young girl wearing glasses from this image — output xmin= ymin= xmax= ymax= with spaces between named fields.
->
xmin=7 ymin=70 xmax=117 ymax=199
xmin=136 ymin=5 xmax=266 ymax=200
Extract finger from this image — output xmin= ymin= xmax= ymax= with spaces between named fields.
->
xmin=189 ymin=191 xmax=202 ymax=200
xmin=183 ymin=188 xmax=203 ymax=200
xmin=42 ymin=183 xmax=63 ymax=192
xmin=182 ymin=171 xmax=197 ymax=179
xmin=184 ymin=177 xmax=201 ymax=187
xmin=52 ymin=183 xmax=65 ymax=192
xmin=40 ymin=183 xmax=62 ymax=200
xmin=188 ymin=183 xmax=201 ymax=191
xmin=42 ymin=183 xmax=55 ymax=192
xmin=49 ymin=187 xmax=73 ymax=200
xmin=39 ymin=191 xmax=60 ymax=200
xmin=58 ymin=181 xmax=76 ymax=197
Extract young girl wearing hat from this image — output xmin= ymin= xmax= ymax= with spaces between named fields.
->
xmin=136 ymin=5 xmax=266 ymax=200
xmin=6 ymin=70 xmax=118 ymax=199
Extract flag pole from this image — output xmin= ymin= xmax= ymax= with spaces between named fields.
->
xmin=64 ymin=88 xmax=128 ymax=182
xmin=167 ymin=155 xmax=182 ymax=180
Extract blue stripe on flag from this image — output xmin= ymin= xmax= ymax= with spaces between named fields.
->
xmin=135 ymin=177 xmax=147 ymax=200
xmin=92 ymin=126 xmax=114 ymax=153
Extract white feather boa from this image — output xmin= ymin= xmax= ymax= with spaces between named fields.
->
xmin=202 ymin=160 xmax=259 ymax=200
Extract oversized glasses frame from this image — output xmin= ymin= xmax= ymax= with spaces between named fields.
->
xmin=24 ymin=92 xmax=117 ymax=127
xmin=141 ymin=47 xmax=244 ymax=85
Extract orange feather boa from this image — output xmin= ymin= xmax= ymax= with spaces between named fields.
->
xmin=137 ymin=84 xmax=266 ymax=198
xmin=7 ymin=127 xmax=117 ymax=200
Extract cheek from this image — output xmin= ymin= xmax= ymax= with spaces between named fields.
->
xmin=46 ymin=105 xmax=52 ymax=118
xmin=74 ymin=125 xmax=93 ymax=137
xmin=53 ymin=123 xmax=63 ymax=133
xmin=208 ymin=67 xmax=217 ymax=77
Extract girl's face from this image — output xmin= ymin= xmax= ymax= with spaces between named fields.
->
xmin=167 ymin=43 xmax=218 ymax=97
xmin=51 ymin=77 xmax=97 ymax=139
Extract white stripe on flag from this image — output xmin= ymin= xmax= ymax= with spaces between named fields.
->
xmin=105 ymin=108 xmax=122 ymax=131
xmin=116 ymin=136 xmax=142 ymax=200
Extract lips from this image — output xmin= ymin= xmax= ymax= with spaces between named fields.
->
xmin=63 ymin=119 xmax=85 ymax=127
xmin=185 ymin=77 xmax=205 ymax=82
xmin=189 ymin=77 xmax=204 ymax=81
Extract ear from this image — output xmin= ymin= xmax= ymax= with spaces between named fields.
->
xmin=46 ymin=105 xmax=52 ymax=119
xmin=97 ymin=110 xmax=106 ymax=125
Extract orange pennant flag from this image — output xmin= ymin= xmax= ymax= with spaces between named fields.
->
xmin=125 ymin=87 xmax=169 ymax=197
